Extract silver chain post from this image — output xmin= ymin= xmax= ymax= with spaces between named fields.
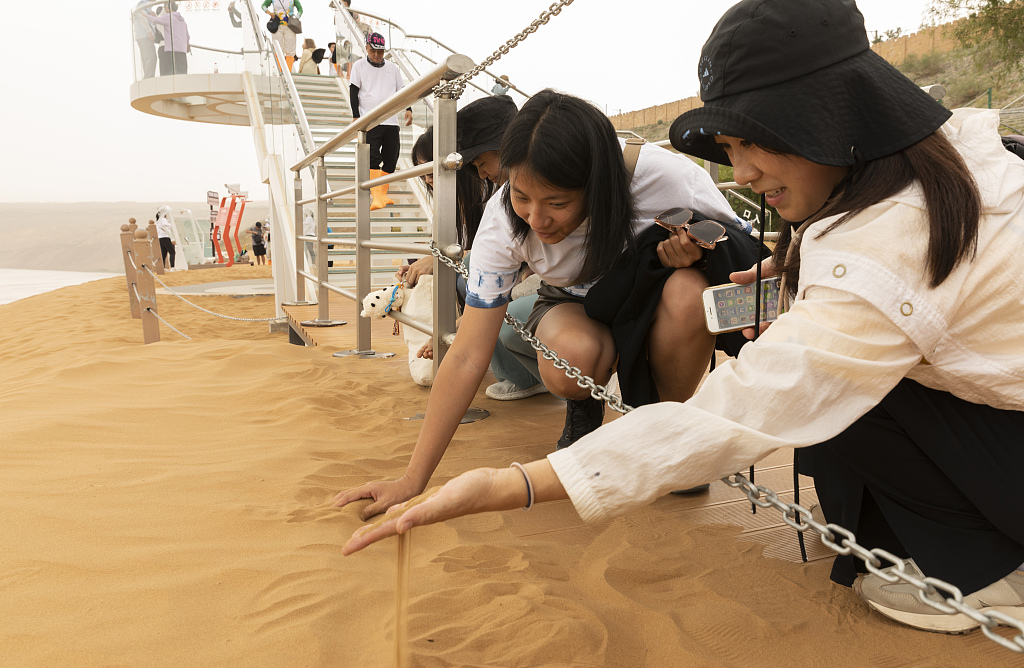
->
xmin=432 ymin=0 xmax=576 ymax=101
xmin=426 ymin=240 xmax=1024 ymax=652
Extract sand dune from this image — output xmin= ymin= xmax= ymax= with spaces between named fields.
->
xmin=0 ymin=266 xmax=1017 ymax=666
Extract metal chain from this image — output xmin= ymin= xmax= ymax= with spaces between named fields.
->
xmin=723 ymin=474 xmax=1024 ymax=652
xmin=428 ymin=241 xmax=1024 ymax=653
xmin=432 ymin=0 xmax=576 ymax=100
xmin=144 ymin=266 xmax=281 ymax=323
xmin=146 ymin=308 xmax=192 ymax=340
xmin=428 ymin=244 xmax=631 ymax=414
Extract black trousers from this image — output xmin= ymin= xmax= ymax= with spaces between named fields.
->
xmin=159 ymin=237 xmax=175 ymax=268
xmin=799 ymin=378 xmax=1024 ymax=595
xmin=367 ymin=125 xmax=400 ymax=172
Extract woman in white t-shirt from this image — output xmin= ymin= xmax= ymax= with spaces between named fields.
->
xmin=155 ymin=206 xmax=177 ymax=270
xmin=334 ymin=90 xmax=750 ymax=519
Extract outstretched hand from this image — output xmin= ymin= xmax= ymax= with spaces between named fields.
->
xmin=729 ymin=258 xmax=778 ymax=340
xmin=332 ymin=475 xmax=424 ymax=521
xmin=342 ymin=468 xmax=520 ymax=555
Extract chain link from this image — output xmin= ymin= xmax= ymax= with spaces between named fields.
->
xmin=722 ymin=473 xmax=1024 ymax=652
xmin=429 ymin=241 xmax=1024 ymax=653
xmin=427 ymin=244 xmax=631 ymax=414
xmin=144 ymin=266 xmax=282 ymax=323
xmin=432 ymin=0 xmax=576 ymax=100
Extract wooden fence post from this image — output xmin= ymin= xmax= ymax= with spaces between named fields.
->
xmin=131 ymin=229 xmax=162 ymax=344
xmin=121 ymin=222 xmax=141 ymax=319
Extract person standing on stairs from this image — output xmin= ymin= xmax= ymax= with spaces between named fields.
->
xmin=349 ymin=32 xmax=413 ymax=211
xmin=262 ymin=0 xmax=302 ymax=72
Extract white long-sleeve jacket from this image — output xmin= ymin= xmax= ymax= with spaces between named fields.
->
xmin=548 ymin=109 xmax=1024 ymax=525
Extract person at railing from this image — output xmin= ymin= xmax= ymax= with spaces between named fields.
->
xmin=341 ymin=0 xmax=1024 ymax=639
xmin=330 ymin=40 xmax=355 ymax=78
xmin=228 ymin=1 xmax=243 ymax=28
xmin=133 ymin=1 xmax=158 ymax=79
xmin=155 ymin=206 xmax=177 ymax=270
xmin=298 ymin=38 xmax=318 ymax=74
xmin=335 ymin=88 xmax=756 ymax=518
xmin=146 ymin=2 xmax=190 ymax=76
xmin=350 ymin=32 xmax=413 ymax=211
xmin=404 ymin=98 xmax=547 ymax=403
xmin=302 ymin=209 xmax=316 ymax=265
xmin=244 ymin=222 xmax=268 ymax=266
xmin=263 ymin=0 xmax=303 ymax=71
xmin=491 ymin=75 xmax=510 ymax=96
xmin=327 ymin=41 xmax=340 ymax=76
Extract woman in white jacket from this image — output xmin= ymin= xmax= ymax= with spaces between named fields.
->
xmin=341 ymin=0 xmax=1024 ymax=639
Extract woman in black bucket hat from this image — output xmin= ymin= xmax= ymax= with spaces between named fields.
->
xmin=342 ymin=0 xmax=1024 ymax=640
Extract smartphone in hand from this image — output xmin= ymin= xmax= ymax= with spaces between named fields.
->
xmin=702 ymin=277 xmax=782 ymax=334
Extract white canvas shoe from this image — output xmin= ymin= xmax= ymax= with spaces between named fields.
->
xmin=485 ymin=380 xmax=548 ymax=401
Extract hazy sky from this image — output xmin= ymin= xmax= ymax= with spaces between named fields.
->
xmin=0 ymin=0 xmax=939 ymax=202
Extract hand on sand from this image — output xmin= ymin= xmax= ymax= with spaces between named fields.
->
xmin=656 ymin=227 xmax=704 ymax=268
xmin=729 ymin=258 xmax=778 ymax=340
xmin=342 ymin=468 xmax=516 ymax=555
xmin=332 ymin=475 xmax=424 ymax=520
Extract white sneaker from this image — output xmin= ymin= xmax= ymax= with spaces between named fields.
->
xmin=854 ymin=558 xmax=1024 ymax=634
xmin=485 ymin=380 xmax=548 ymax=401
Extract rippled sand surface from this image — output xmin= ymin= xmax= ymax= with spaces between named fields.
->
xmin=0 ymin=266 xmax=1015 ymax=666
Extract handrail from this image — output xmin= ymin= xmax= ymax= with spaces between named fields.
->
xmin=291 ymin=54 xmax=474 ymax=172
xmin=330 ymin=0 xmax=368 ymax=60
xmin=190 ymin=44 xmax=244 ymax=56
xmin=272 ymin=39 xmax=317 ymax=158
xmin=390 ymin=51 xmax=436 ymax=112
xmin=406 ymin=50 xmax=493 ymax=101
xmin=238 ymin=0 xmax=271 ymax=56
xmin=333 ymin=4 xmax=529 ymax=101
xmin=405 ymin=44 xmax=531 ymax=100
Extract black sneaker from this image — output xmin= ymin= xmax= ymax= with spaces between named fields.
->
xmin=556 ymin=396 xmax=605 ymax=450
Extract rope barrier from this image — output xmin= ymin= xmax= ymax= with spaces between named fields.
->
xmin=147 ymin=308 xmax=192 ymax=340
xmin=425 ymin=243 xmax=1024 ymax=652
xmin=144 ymin=266 xmax=281 ymax=323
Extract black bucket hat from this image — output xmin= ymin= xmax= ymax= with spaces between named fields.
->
xmin=457 ymin=95 xmax=518 ymax=164
xmin=670 ymin=0 xmax=951 ymax=167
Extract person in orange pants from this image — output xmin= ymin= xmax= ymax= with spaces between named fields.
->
xmin=349 ymin=32 xmax=413 ymax=211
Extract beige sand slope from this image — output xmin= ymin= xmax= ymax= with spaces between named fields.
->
xmin=0 ymin=266 xmax=1017 ymax=666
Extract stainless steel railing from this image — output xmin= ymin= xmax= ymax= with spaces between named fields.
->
xmin=289 ymin=53 xmax=475 ymax=370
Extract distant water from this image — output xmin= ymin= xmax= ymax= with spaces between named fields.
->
xmin=0 ymin=268 xmax=122 ymax=306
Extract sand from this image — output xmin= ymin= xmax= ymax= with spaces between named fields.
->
xmin=0 ymin=265 xmax=1019 ymax=667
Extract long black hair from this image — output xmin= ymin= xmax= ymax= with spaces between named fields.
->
xmin=775 ymin=131 xmax=981 ymax=296
xmin=412 ymin=128 xmax=494 ymax=250
xmin=500 ymin=89 xmax=636 ymax=284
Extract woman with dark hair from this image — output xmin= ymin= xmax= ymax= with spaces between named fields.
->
xmin=341 ymin=0 xmax=1024 ymax=638
xmin=335 ymin=89 xmax=747 ymax=518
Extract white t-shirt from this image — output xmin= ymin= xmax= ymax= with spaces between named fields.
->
xmin=156 ymin=218 xmax=174 ymax=239
xmin=349 ymin=58 xmax=404 ymax=127
xmin=466 ymin=140 xmax=741 ymax=308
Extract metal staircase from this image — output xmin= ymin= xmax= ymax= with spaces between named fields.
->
xmin=288 ymin=73 xmax=431 ymax=288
